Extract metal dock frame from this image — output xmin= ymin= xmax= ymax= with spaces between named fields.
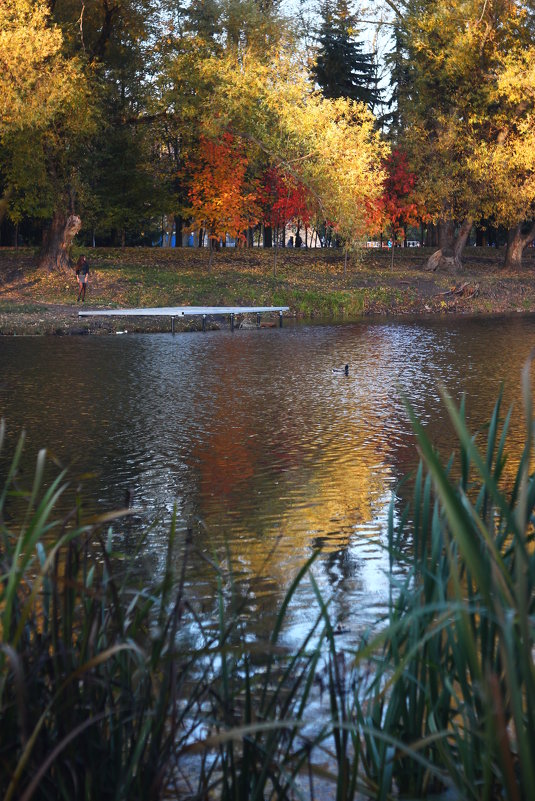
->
xmin=79 ymin=305 xmax=289 ymax=333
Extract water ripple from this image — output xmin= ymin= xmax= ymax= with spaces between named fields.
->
xmin=1 ymin=316 xmax=534 ymax=647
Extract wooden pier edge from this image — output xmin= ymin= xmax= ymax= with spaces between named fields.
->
xmin=78 ymin=305 xmax=290 ymax=332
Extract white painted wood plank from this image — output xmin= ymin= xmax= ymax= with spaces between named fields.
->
xmin=79 ymin=306 xmax=289 ymax=317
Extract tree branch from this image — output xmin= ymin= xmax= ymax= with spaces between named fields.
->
xmin=228 ymin=127 xmax=329 ymax=216
xmin=92 ymin=0 xmax=120 ymax=60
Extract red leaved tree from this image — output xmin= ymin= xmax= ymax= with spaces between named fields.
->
xmin=369 ymin=149 xmax=420 ymax=267
xmin=259 ymin=167 xmax=313 ymax=274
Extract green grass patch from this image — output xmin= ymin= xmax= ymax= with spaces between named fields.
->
xmin=0 ymin=301 xmax=48 ymax=314
xmin=5 ymin=245 xmax=535 ymax=320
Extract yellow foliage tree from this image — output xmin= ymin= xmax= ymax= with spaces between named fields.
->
xmin=0 ymin=0 xmax=82 ymax=134
xmin=393 ymin=0 xmax=535 ymax=270
xmin=195 ymin=48 xmax=387 ymax=258
xmin=474 ymin=48 xmax=535 ymax=267
xmin=0 ymin=0 xmax=94 ymax=266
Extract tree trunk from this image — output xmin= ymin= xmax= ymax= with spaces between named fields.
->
xmin=174 ymin=214 xmax=183 ymax=247
xmin=425 ymin=223 xmax=438 ymax=247
xmin=426 ymin=218 xmax=472 ymax=271
xmin=504 ymin=222 xmax=535 ymax=270
xmin=263 ymin=225 xmax=272 ymax=249
xmin=38 ymin=211 xmax=82 ymax=272
xmin=0 ymin=191 xmax=11 ymax=227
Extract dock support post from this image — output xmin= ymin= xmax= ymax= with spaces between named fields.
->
xmin=279 ymin=310 xmax=283 ymax=328
xmin=172 ymin=317 xmax=175 ymax=335
xmin=256 ymin=313 xmax=261 ymax=328
xmin=230 ymin=313 xmax=235 ymax=332
xmin=202 ymin=314 xmax=206 ymax=332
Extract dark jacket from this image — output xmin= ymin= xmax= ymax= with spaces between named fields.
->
xmin=76 ymin=256 xmax=89 ymax=276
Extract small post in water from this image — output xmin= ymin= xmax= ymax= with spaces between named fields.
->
xmin=257 ymin=313 xmax=261 ymax=328
xmin=279 ymin=310 xmax=283 ymax=328
xmin=172 ymin=317 xmax=175 ymax=335
xmin=202 ymin=314 xmax=206 ymax=332
xmin=230 ymin=313 xmax=235 ymax=332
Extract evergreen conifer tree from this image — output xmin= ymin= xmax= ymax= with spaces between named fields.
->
xmin=311 ymin=0 xmax=379 ymax=109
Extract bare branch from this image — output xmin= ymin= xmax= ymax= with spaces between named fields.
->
xmin=78 ymin=2 xmax=86 ymax=53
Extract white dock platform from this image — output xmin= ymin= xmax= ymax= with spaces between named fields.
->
xmin=78 ymin=305 xmax=289 ymax=331
xmin=79 ymin=305 xmax=288 ymax=317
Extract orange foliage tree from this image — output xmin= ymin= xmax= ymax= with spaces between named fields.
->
xmin=186 ymin=133 xmax=259 ymax=259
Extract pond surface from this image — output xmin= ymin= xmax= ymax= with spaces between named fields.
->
xmin=1 ymin=315 xmax=534 ymax=648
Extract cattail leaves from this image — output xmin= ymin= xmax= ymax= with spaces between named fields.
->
xmin=387 ymin=365 xmax=535 ymax=799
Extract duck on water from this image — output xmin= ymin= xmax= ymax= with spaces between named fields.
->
xmin=332 ymin=364 xmax=349 ymax=375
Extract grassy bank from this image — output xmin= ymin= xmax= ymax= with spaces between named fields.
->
xmin=1 ymin=246 xmax=535 ymax=334
xmin=1 ymin=364 xmax=535 ymax=799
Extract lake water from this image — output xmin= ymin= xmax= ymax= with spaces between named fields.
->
xmin=1 ymin=315 xmax=534 ymax=648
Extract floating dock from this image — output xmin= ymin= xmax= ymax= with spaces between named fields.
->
xmin=79 ymin=305 xmax=289 ymax=332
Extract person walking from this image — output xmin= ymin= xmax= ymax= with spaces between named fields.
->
xmin=75 ymin=255 xmax=89 ymax=302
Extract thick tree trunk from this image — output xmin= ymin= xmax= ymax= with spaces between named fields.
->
xmin=504 ymin=222 xmax=535 ymax=270
xmin=426 ymin=218 xmax=472 ymax=271
xmin=38 ymin=211 xmax=82 ymax=272
xmin=263 ymin=225 xmax=272 ymax=249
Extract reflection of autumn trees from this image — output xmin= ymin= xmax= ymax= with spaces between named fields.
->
xmin=186 ymin=319 xmax=535 ymax=615
xmin=6 ymin=320 xmax=535 ymax=636
xmin=188 ymin=336 xmax=399 ymax=589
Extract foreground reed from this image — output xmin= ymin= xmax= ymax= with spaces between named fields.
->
xmin=1 ymin=356 xmax=535 ymax=800
xmin=364 ymin=361 xmax=535 ymax=800
xmin=0 ymin=420 xmax=330 ymax=801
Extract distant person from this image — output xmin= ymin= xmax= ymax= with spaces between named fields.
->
xmin=287 ymin=235 xmax=294 ymax=247
xmin=295 ymin=233 xmax=302 ymax=248
xmin=75 ymin=255 xmax=89 ymax=302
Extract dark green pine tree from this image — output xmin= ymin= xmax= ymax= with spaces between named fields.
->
xmin=311 ymin=0 xmax=379 ymax=109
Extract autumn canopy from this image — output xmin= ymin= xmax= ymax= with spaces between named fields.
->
xmin=1 ymin=0 xmax=535 ymax=270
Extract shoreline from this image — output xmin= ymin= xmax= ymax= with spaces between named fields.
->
xmin=1 ymin=303 xmax=535 ymax=337
xmin=2 ymin=246 xmax=535 ymax=335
